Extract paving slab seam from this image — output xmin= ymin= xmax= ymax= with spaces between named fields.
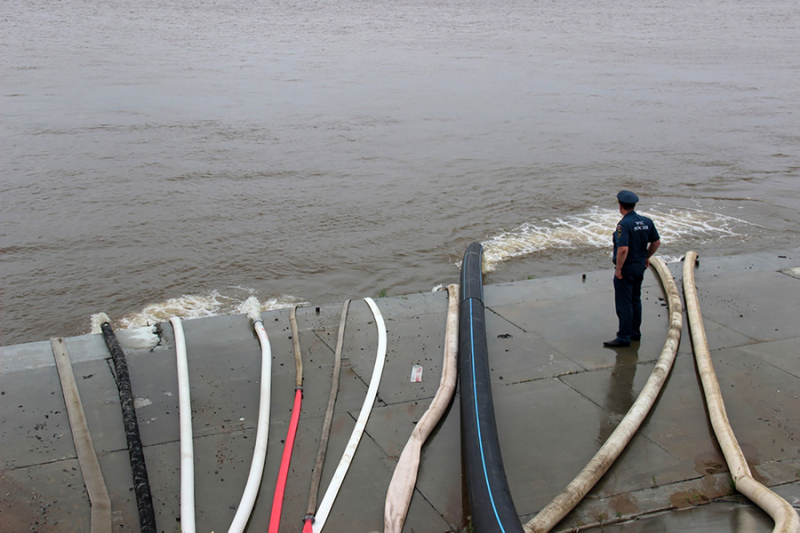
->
xmin=5 ymin=455 xmax=81 ymax=472
xmin=359 ymin=422 xmax=388 ymax=459
xmin=377 ymin=389 xmax=442 ymax=409
xmin=482 ymin=305 xmax=590 ymax=374
xmin=92 ymin=446 xmax=135 ymax=457
xmin=505 ymin=369 xmax=583 ymax=387
xmin=613 ymin=423 xmax=692 ymax=476
xmin=411 ymin=484 xmax=460 ymax=532
xmin=554 ymin=376 xmax=621 ymax=414
xmin=380 ymin=394 xmax=440 ymax=407
xmin=483 ymin=305 xmax=531 ymax=335
xmin=139 ymin=421 xmax=262 ymax=449
xmin=591 ymin=470 xmax=709 ymax=501
xmin=311 ymin=328 xmax=338 ymax=355
xmin=521 ymin=501 xmax=680 ymax=532
xmin=770 ymin=479 xmax=800 ymax=491
xmin=635 ymin=434 xmax=694 ymax=473
xmin=551 ymin=488 xmax=779 ymax=533
xmin=700 ymin=316 xmax=761 ymax=349
xmin=486 ymin=356 xmax=664 ymax=388
xmin=552 ymin=510 xmax=672 ymax=532
xmin=758 ymin=362 xmax=800 ymax=383
xmin=530 ymin=471 xmax=737 ymax=531
xmin=739 ymin=342 xmax=800 ymax=381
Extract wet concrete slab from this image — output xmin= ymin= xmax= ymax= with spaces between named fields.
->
xmin=683 ymin=314 xmax=756 ymax=353
xmin=610 ymin=349 xmax=725 ymax=480
xmin=486 ymin=280 xmax=670 ymax=372
xmin=1 ymin=249 xmax=799 ymax=532
xmin=337 ymin=294 xmax=452 ymax=407
xmin=483 ymin=268 xmax=656 ymax=308
xmin=0 ymin=334 xmax=111 ymax=374
xmin=692 ymin=269 xmax=800 ymax=343
xmin=1 ymin=457 xmax=92 ymax=532
xmin=560 ymin=359 xmax=702 ymax=492
xmin=738 ymin=336 xmax=800 ymax=379
xmin=1 ymin=365 xmax=75 ymax=469
xmin=492 ymin=377 xmax=619 ymax=515
xmin=704 ymin=347 xmax=800 ymax=475
xmin=482 ymin=312 xmax=583 ymax=385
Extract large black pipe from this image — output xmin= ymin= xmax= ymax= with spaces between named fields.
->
xmin=101 ymin=323 xmax=158 ymax=533
xmin=459 ymin=242 xmax=523 ymax=533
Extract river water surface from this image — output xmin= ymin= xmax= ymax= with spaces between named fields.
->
xmin=2 ymin=0 xmax=799 ymax=345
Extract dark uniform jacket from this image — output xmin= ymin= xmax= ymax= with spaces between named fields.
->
xmin=613 ymin=211 xmax=660 ymax=278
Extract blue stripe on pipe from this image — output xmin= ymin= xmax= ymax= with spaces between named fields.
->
xmin=479 ymin=248 xmax=484 ymax=302
xmin=469 ymin=297 xmax=506 ymax=532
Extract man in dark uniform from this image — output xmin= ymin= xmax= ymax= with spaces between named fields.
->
xmin=604 ymin=190 xmax=661 ymax=348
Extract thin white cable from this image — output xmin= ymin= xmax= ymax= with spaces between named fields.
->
xmin=170 ymin=317 xmax=196 ymax=533
xmin=312 ymin=297 xmax=388 ymax=533
xmin=228 ymin=319 xmax=273 ymax=533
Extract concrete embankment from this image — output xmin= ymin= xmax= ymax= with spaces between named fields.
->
xmin=1 ymin=249 xmax=799 ymax=532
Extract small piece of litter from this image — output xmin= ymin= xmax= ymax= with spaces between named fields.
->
xmin=410 ymin=365 xmax=423 ymax=383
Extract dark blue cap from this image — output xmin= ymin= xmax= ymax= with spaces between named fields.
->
xmin=617 ymin=190 xmax=639 ymax=204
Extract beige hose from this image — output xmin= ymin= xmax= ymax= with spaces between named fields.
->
xmin=383 ymin=284 xmax=460 ymax=533
xmin=290 ymin=306 xmax=304 ymax=389
xmin=304 ymin=300 xmax=350 ymax=529
xmin=683 ymin=251 xmax=799 ymax=533
xmin=524 ymin=256 xmax=682 ymax=533
xmin=51 ymin=337 xmax=112 ymax=533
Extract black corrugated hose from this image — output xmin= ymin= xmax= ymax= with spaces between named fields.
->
xmin=101 ymin=322 xmax=157 ymax=533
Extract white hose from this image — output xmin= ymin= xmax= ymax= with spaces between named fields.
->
xmin=170 ymin=317 xmax=196 ymax=533
xmin=312 ymin=297 xmax=388 ymax=533
xmin=683 ymin=251 xmax=800 ymax=533
xmin=228 ymin=319 xmax=273 ymax=533
xmin=524 ymin=256 xmax=682 ymax=532
xmin=384 ymin=284 xmax=459 ymax=533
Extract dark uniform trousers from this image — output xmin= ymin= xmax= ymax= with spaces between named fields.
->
xmin=613 ymin=263 xmax=646 ymax=342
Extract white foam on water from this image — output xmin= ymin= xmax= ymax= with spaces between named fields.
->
xmin=117 ymin=288 xmax=306 ymax=329
xmin=239 ymin=296 xmax=264 ymax=322
xmin=120 ymin=326 xmax=161 ymax=350
xmin=89 ymin=312 xmax=111 ymax=334
xmin=100 ymin=207 xmax=748 ymax=332
xmin=481 ymin=206 xmax=751 ymax=272
xmin=89 ymin=311 xmax=159 ymax=349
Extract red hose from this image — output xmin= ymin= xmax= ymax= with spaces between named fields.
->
xmin=268 ymin=388 xmax=303 ymax=533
